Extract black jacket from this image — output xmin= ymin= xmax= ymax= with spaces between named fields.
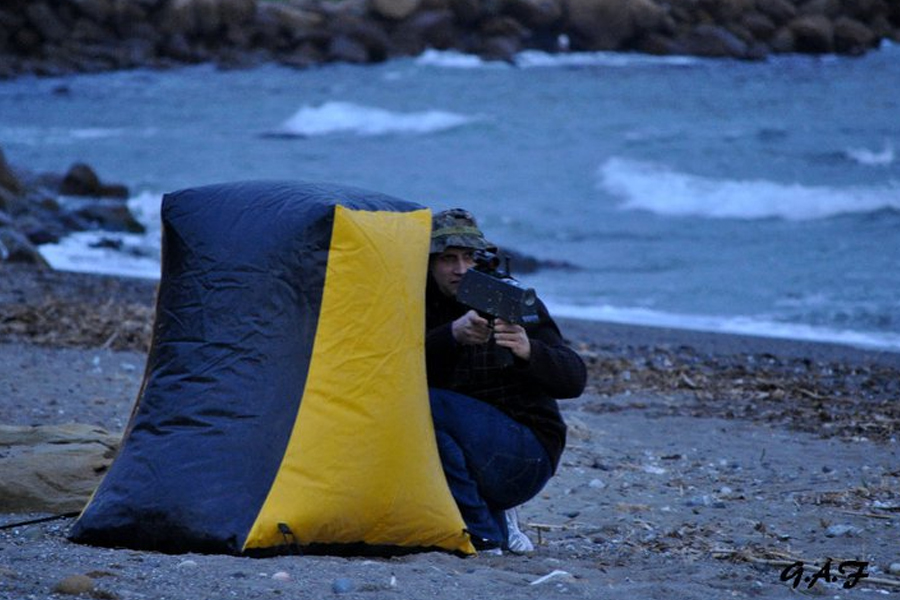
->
xmin=425 ymin=277 xmax=587 ymax=472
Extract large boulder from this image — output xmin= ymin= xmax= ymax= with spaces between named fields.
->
xmin=741 ymin=10 xmax=777 ymax=39
xmin=700 ymin=0 xmax=756 ymax=23
xmin=0 ymin=423 xmax=120 ymax=513
xmin=0 ymin=226 xmax=50 ymax=265
xmin=789 ymin=13 xmax=834 ymax=52
xmin=563 ymin=0 xmax=629 ymax=49
xmin=833 ymin=16 xmax=876 ymax=53
xmin=388 ymin=8 xmax=458 ymax=54
xmin=679 ymin=23 xmax=751 ymax=57
xmin=0 ymin=148 xmax=24 ymax=195
xmin=756 ymin=0 xmax=797 ymax=24
xmin=370 ymin=0 xmax=421 ymax=20
xmin=502 ymin=0 xmax=563 ymax=29
xmin=563 ymin=0 xmax=667 ymax=50
xmin=218 ymin=0 xmax=258 ymax=26
xmin=25 ymin=2 xmax=69 ymax=44
xmin=253 ymin=2 xmax=326 ymax=50
xmin=68 ymin=0 xmax=115 ymax=24
xmin=59 ymin=163 xmax=129 ymax=198
xmin=158 ymin=0 xmax=246 ymax=38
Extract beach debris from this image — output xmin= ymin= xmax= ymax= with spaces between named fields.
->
xmin=580 ymin=341 xmax=900 ymax=444
xmin=52 ymin=574 xmax=95 ymax=596
xmin=0 ymin=423 xmax=119 ymax=513
xmin=530 ymin=570 xmax=574 ymax=586
xmin=0 ymin=298 xmax=152 ymax=352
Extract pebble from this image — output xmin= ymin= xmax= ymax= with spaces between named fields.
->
xmin=332 ymin=577 xmax=355 ymax=593
xmin=52 ymin=574 xmax=95 ymax=596
xmin=177 ymin=559 xmax=198 ymax=569
xmin=685 ymin=495 xmax=712 ymax=507
xmin=272 ymin=571 xmax=291 ymax=581
xmin=825 ymin=524 xmax=860 ymax=537
xmin=888 ymin=563 xmax=900 ymax=575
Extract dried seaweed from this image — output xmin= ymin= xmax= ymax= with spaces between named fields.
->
xmin=578 ymin=342 xmax=900 ymax=444
xmin=0 ymin=299 xmax=152 ymax=352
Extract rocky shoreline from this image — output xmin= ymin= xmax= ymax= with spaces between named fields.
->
xmin=1 ymin=0 xmax=899 ymax=79
xmin=0 ymin=147 xmax=139 ymax=266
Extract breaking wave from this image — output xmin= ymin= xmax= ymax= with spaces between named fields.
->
xmin=272 ymin=101 xmax=478 ymax=137
xmin=598 ymin=157 xmax=900 ymax=220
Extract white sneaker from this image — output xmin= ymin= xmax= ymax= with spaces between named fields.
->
xmin=504 ymin=507 xmax=535 ymax=554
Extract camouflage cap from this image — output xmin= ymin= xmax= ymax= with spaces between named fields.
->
xmin=430 ymin=208 xmax=491 ymax=254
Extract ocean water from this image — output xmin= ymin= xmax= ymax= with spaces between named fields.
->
xmin=1 ymin=44 xmax=899 ymax=352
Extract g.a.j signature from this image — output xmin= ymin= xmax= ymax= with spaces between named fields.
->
xmin=780 ymin=559 xmax=869 ymax=590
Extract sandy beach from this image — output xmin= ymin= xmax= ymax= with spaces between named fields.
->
xmin=2 ymin=263 xmax=899 ymax=599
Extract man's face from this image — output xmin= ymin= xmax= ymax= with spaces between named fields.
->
xmin=430 ymin=247 xmax=476 ymax=298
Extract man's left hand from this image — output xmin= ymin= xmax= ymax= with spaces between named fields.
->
xmin=493 ymin=319 xmax=531 ymax=361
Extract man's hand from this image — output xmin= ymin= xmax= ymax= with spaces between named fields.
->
xmin=494 ymin=319 xmax=531 ymax=361
xmin=451 ymin=310 xmax=493 ymax=345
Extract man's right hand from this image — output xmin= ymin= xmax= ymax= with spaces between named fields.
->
xmin=451 ymin=310 xmax=493 ymax=346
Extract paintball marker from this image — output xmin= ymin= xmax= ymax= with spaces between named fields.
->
xmin=456 ymin=250 xmax=540 ymax=325
xmin=456 ymin=250 xmax=540 ymax=366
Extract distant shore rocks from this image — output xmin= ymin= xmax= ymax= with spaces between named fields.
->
xmin=0 ymin=0 xmax=898 ymax=78
xmin=0 ymin=148 xmax=139 ymax=266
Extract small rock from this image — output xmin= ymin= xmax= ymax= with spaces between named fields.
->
xmin=177 ymin=559 xmax=198 ymax=569
xmin=825 ymin=524 xmax=860 ymax=537
xmin=685 ymin=495 xmax=712 ymax=507
xmin=272 ymin=571 xmax=291 ymax=581
xmin=888 ymin=563 xmax=900 ymax=575
xmin=332 ymin=577 xmax=355 ymax=593
xmin=52 ymin=574 xmax=95 ymax=595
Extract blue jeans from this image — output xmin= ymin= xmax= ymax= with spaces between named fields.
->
xmin=429 ymin=388 xmax=554 ymax=547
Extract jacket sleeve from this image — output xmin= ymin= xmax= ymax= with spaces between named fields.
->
xmin=516 ymin=301 xmax=587 ymax=399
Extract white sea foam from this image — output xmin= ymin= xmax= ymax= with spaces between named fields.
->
xmin=39 ymin=191 xmax=163 ymax=280
xmin=274 ymin=101 xmax=477 ymax=137
xmin=547 ymin=301 xmax=900 ymax=353
xmin=514 ymin=50 xmax=698 ymax=68
xmin=39 ymin=230 xmax=160 ymax=279
xmin=0 ymin=125 xmax=156 ymax=145
xmin=845 ymin=141 xmax=895 ymax=166
xmin=414 ymin=49 xmax=501 ymax=69
xmin=414 ymin=48 xmax=699 ymax=69
xmin=598 ymin=157 xmax=900 ymax=220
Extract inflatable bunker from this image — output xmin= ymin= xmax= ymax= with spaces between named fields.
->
xmin=68 ymin=181 xmax=474 ymax=556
